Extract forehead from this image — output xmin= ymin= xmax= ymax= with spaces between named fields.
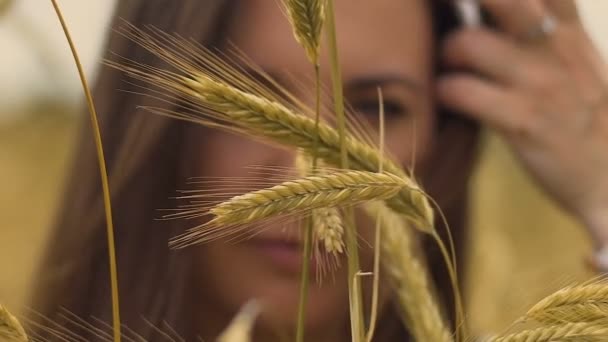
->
xmin=224 ymin=0 xmax=433 ymax=87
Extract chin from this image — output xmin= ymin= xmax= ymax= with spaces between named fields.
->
xmin=196 ymin=237 xmax=351 ymax=337
xmin=243 ymin=271 xmax=350 ymax=337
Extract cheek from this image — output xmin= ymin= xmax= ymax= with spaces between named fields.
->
xmin=196 ymin=133 xmax=258 ymax=177
xmin=385 ymin=108 xmax=437 ymax=168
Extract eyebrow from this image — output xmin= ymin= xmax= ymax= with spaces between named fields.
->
xmin=345 ymin=74 xmax=423 ymax=93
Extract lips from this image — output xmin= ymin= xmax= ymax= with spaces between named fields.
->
xmin=249 ymin=237 xmax=307 ymax=274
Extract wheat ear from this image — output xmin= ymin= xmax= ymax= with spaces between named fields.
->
xmin=364 ymin=203 xmax=453 ymax=342
xmin=109 ymin=51 xmax=433 ymax=229
xmin=107 ymin=26 xmax=434 ymax=231
xmin=528 ymin=302 xmax=608 ymax=325
xmin=210 ymin=170 xmax=408 ymax=226
xmin=169 ymin=170 xmax=410 ymax=247
xmin=490 ymin=321 xmax=608 ymax=342
xmin=283 ymin=0 xmax=325 ymax=64
xmin=312 ymin=206 xmax=344 ymax=255
xmin=0 ymin=306 xmax=27 ymax=342
xmin=295 ymin=151 xmax=345 ymax=257
xmin=526 ymin=284 xmax=608 ymax=324
xmin=179 ymin=76 xmax=433 ymax=228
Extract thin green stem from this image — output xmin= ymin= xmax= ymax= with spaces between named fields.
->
xmin=325 ymin=1 xmax=364 ymax=340
xmin=295 ymin=63 xmax=321 ymax=342
xmin=365 ymin=88 xmax=385 ymax=342
xmin=433 ymin=232 xmax=464 ymax=341
xmin=429 ymin=198 xmax=466 ymax=342
xmin=50 ymin=1 xmax=121 ymax=341
xmin=312 ymin=64 xmax=321 ymax=170
xmin=325 ymin=0 xmax=347 ymax=169
xmin=296 ymin=218 xmax=313 ymax=342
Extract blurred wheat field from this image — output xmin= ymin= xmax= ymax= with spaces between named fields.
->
xmin=0 ymin=111 xmax=77 ymax=314
xmin=466 ymin=132 xmax=592 ymax=335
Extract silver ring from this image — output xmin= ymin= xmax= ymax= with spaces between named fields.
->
xmin=522 ymin=15 xmax=558 ymax=43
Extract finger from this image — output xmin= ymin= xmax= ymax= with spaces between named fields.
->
xmin=544 ymin=0 xmax=580 ymax=22
xmin=442 ymin=29 xmax=528 ymax=85
xmin=437 ymin=74 xmax=532 ymax=135
xmin=481 ymin=0 xmax=546 ymax=39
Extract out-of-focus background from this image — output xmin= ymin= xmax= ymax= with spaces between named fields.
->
xmin=0 ymin=0 xmax=606 ymax=336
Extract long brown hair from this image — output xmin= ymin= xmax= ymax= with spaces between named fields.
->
xmin=30 ymin=0 xmax=479 ymax=340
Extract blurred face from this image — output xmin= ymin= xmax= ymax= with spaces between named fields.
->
xmin=185 ymin=1 xmax=435 ymax=340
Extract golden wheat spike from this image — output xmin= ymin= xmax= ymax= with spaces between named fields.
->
xmin=490 ymin=321 xmax=608 ymax=342
xmin=312 ymin=206 xmax=344 ymax=255
xmin=364 ymin=203 xmax=453 ymax=342
xmin=528 ymin=302 xmax=608 ymax=325
xmin=283 ymin=0 xmax=325 ymax=64
xmin=526 ymin=284 xmax=608 ymax=324
xmin=294 ymin=151 xmax=345 ymax=257
xmin=0 ymin=306 xmax=27 ymax=342
xmin=210 ymin=170 xmax=408 ymax=226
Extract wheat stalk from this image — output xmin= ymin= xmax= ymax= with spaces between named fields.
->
xmin=490 ymin=321 xmax=608 ymax=342
xmin=283 ymin=0 xmax=325 ymax=64
xmin=364 ymin=202 xmax=453 ymax=342
xmin=284 ymin=2 xmax=326 ymax=337
xmin=0 ymin=306 xmax=27 ymax=342
xmin=526 ymin=284 xmax=608 ymax=324
xmin=50 ymin=0 xmax=122 ymax=341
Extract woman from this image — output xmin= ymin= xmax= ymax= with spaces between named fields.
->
xmin=31 ymin=0 xmax=608 ymax=341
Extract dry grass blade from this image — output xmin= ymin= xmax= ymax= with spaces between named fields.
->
xmin=50 ymin=0 xmax=121 ymax=340
xmin=106 ymin=25 xmax=434 ymax=233
xmin=526 ymin=283 xmax=608 ymax=324
xmin=0 ymin=305 xmax=28 ymax=342
xmin=364 ymin=203 xmax=453 ymax=342
xmin=283 ymin=0 xmax=325 ymax=64
xmin=217 ymin=301 xmax=260 ymax=342
xmin=490 ymin=321 xmax=608 ymax=342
